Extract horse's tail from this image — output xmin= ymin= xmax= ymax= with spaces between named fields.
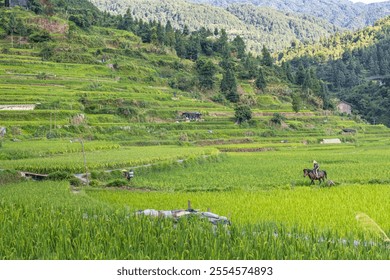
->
xmin=324 ymin=170 xmax=327 ymax=179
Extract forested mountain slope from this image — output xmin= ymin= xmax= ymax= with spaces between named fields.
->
xmin=189 ymin=0 xmax=390 ymax=30
xmin=88 ymin=0 xmax=340 ymax=52
xmin=286 ymin=16 xmax=390 ymax=127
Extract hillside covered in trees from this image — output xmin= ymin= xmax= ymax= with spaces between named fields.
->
xmin=88 ymin=0 xmax=341 ymax=52
xmin=284 ymin=16 xmax=390 ymax=127
xmin=189 ymin=0 xmax=390 ymax=30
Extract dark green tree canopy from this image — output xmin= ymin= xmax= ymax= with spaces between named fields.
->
xmin=221 ymin=68 xmax=239 ymax=103
xmin=261 ymin=45 xmax=273 ymax=67
xmin=196 ymin=58 xmax=217 ymax=90
xmin=234 ymin=104 xmax=252 ymax=124
xmin=255 ymin=67 xmax=267 ymax=91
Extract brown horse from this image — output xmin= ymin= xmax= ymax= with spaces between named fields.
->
xmin=303 ymin=168 xmax=327 ymax=185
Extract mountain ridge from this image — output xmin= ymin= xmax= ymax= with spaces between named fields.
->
xmin=88 ymin=0 xmax=341 ymax=52
xmin=188 ymin=0 xmax=390 ymax=29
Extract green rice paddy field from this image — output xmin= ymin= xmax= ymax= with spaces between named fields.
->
xmin=1 ymin=137 xmax=390 ymax=260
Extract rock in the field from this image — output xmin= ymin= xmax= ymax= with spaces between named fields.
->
xmin=326 ymin=180 xmax=335 ymax=187
xmin=137 ymin=209 xmax=159 ymax=217
xmin=135 ymin=208 xmax=230 ymax=225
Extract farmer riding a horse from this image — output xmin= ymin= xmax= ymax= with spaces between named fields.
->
xmin=303 ymin=160 xmax=327 ymax=185
xmin=313 ymin=160 xmax=319 ymax=178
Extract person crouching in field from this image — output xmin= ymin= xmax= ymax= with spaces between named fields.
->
xmin=127 ymin=169 xmax=134 ymax=181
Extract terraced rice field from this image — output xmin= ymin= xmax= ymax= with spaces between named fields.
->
xmin=1 ymin=29 xmax=390 ymax=260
